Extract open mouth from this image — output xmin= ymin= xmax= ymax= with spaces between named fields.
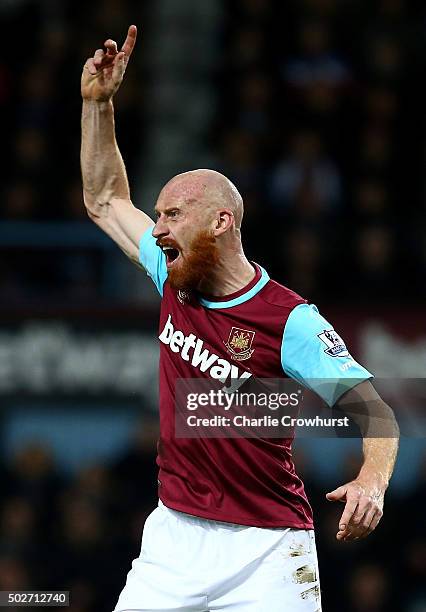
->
xmin=161 ymin=246 xmax=181 ymax=267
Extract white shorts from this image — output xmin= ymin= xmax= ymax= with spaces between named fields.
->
xmin=114 ymin=501 xmax=321 ymax=612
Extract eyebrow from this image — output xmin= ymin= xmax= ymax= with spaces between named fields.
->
xmin=153 ymin=205 xmax=182 ymax=215
xmin=154 ymin=206 xmax=176 ymax=213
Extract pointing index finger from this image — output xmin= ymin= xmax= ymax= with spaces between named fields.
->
xmin=121 ymin=24 xmax=137 ymax=58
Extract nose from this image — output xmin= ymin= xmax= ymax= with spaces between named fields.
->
xmin=152 ymin=216 xmax=169 ymax=240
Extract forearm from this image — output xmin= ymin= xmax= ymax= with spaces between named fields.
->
xmin=81 ymin=99 xmax=130 ymax=215
xmin=327 ymin=398 xmax=399 ymax=541
xmin=337 ymin=382 xmax=399 ymax=490
xmin=358 ymin=428 xmax=399 ymax=491
xmin=356 ymin=397 xmax=399 ymax=490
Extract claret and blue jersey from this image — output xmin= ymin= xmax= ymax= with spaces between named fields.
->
xmin=139 ymin=228 xmax=372 ymax=528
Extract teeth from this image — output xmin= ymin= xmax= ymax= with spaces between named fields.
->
xmin=163 ymin=246 xmax=173 ymax=251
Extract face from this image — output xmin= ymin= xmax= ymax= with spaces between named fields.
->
xmin=152 ymin=182 xmax=221 ymax=291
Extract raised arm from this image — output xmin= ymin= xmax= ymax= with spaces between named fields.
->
xmin=80 ymin=25 xmax=153 ymax=265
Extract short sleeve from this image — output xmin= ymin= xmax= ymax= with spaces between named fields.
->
xmin=139 ymin=228 xmax=168 ymax=296
xmin=281 ymin=303 xmax=373 ymax=407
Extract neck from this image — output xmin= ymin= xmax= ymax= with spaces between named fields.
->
xmin=198 ymin=249 xmax=255 ymax=296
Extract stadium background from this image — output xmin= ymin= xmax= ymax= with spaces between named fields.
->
xmin=0 ymin=0 xmax=425 ymax=610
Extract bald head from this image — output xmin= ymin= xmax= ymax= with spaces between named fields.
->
xmin=160 ymin=169 xmax=244 ymax=230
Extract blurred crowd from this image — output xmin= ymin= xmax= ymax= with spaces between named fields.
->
xmin=1 ymin=0 xmax=426 ymax=304
xmin=0 ymin=428 xmax=425 ymax=612
xmin=0 ymin=422 xmax=160 ymax=612
xmin=214 ymin=0 xmax=426 ymax=303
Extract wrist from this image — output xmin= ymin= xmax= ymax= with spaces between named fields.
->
xmin=356 ymin=467 xmax=389 ymax=492
xmin=82 ymin=98 xmax=114 ymax=112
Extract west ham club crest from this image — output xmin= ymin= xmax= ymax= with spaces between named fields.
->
xmin=224 ymin=327 xmax=256 ymax=361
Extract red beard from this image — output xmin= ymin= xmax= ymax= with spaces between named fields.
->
xmin=168 ymin=230 xmax=220 ymax=291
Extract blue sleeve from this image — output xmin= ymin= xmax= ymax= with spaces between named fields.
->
xmin=139 ymin=228 xmax=168 ymax=296
xmin=281 ymin=303 xmax=373 ymax=407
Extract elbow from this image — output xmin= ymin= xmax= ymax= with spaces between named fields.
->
xmin=373 ymin=403 xmax=400 ymax=440
xmin=339 ymin=396 xmax=400 ymax=440
xmin=390 ymin=409 xmax=400 ymax=440
xmin=83 ymin=190 xmax=103 ymax=222
xmin=378 ymin=400 xmax=400 ymax=440
xmin=86 ymin=207 xmax=100 ymax=223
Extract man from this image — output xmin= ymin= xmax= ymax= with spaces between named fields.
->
xmin=81 ymin=26 xmax=399 ymax=612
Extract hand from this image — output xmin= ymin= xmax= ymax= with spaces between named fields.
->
xmin=326 ymin=478 xmax=384 ymax=541
xmin=81 ymin=25 xmax=137 ymax=102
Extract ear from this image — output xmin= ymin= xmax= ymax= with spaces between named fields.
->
xmin=213 ymin=209 xmax=234 ymax=236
